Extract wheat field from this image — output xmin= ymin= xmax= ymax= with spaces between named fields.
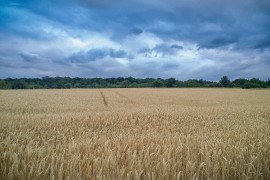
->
xmin=0 ymin=88 xmax=270 ymax=179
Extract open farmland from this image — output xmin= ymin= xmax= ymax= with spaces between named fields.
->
xmin=0 ymin=88 xmax=270 ymax=179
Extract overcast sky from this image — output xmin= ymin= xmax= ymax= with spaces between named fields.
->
xmin=0 ymin=0 xmax=270 ymax=80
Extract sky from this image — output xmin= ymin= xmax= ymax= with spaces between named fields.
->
xmin=0 ymin=0 xmax=270 ymax=80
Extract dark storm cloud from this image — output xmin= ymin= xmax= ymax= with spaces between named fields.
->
xmin=69 ymin=48 xmax=128 ymax=63
xmin=3 ymin=0 xmax=270 ymax=50
xmin=0 ymin=0 xmax=269 ymax=79
xmin=135 ymin=0 xmax=270 ymax=50
xmin=19 ymin=51 xmax=39 ymax=62
xmin=170 ymin=44 xmax=183 ymax=50
xmin=138 ymin=44 xmax=183 ymax=57
xmin=198 ymin=35 xmax=238 ymax=49
xmin=130 ymin=28 xmax=143 ymax=35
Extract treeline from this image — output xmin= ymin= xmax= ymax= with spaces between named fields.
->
xmin=0 ymin=76 xmax=269 ymax=89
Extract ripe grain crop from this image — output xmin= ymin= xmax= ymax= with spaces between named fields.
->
xmin=0 ymin=88 xmax=270 ymax=179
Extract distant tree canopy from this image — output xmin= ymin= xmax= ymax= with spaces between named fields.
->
xmin=10 ymin=80 xmax=28 ymax=89
xmin=0 ymin=76 xmax=269 ymax=89
xmin=219 ymin=76 xmax=231 ymax=87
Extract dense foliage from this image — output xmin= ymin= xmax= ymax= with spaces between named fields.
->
xmin=0 ymin=76 xmax=269 ymax=89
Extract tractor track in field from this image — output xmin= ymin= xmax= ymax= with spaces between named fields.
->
xmin=110 ymin=90 xmax=134 ymax=104
xmin=99 ymin=90 xmax=108 ymax=107
xmin=112 ymin=91 xmax=127 ymax=98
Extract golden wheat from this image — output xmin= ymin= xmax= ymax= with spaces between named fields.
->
xmin=0 ymin=88 xmax=270 ymax=179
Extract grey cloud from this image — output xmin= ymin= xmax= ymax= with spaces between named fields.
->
xmin=110 ymin=49 xmax=127 ymax=58
xmin=77 ymin=0 xmax=270 ymax=14
xmin=4 ymin=0 xmax=270 ymax=51
xmin=130 ymin=28 xmax=143 ymax=35
xmin=0 ymin=0 xmax=270 ymax=79
xmin=162 ymin=62 xmax=179 ymax=70
xmin=198 ymin=35 xmax=238 ymax=49
xmin=254 ymin=36 xmax=270 ymax=49
xmin=19 ymin=51 xmax=39 ymax=62
xmin=0 ymin=57 xmax=13 ymax=68
xmin=69 ymin=48 xmax=128 ymax=63
xmin=153 ymin=44 xmax=177 ymax=55
xmin=138 ymin=43 xmax=183 ymax=57
xmin=170 ymin=44 xmax=183 ymax=49
xmin=77 ymin=0 xmax=125 ymax=8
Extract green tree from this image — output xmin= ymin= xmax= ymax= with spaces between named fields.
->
xmin=232 ymin=79 xmax=248 ymax=88
xmin=11 ymin=80 xmax=27 ymax=89
xmin=0 ymin=80 xmax=6 ymax=89
xmin=242 ymin=82 xmax=260 ymax=89
xmin=165 ymin=78 xmax=177 ymax=87
xmin=153 ymin=80 xmax=164 ymax=87
xmin=250 ymin=78 xmax=266 ymax=88
xmin=64 ymin=83 xmax=73 ymax=89
xmin=185 ymin=79 xmax=201 ymax=87
xmin=267 ymin=79 xmax=270 ymax=87
xmin=219 ymin=76 xmax=230 ymax=87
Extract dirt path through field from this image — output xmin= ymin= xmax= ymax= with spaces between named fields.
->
xmin=99 ymin=90 xmax=108 ymax=107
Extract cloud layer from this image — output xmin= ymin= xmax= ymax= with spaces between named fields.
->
xmin=0 ymin=0 xmax=270 ymax=80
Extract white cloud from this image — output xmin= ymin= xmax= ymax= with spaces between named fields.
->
xmin=123 ymin=32 xmax=163 ymax=52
